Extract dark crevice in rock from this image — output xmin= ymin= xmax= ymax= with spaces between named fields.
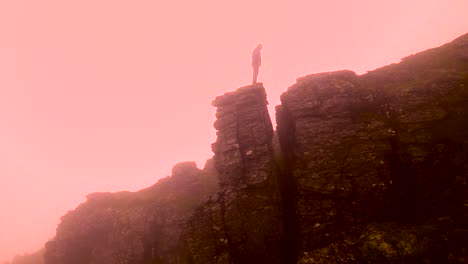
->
xmin=387 ymin=131 xmax=419 ymax=222
xmin=275 ymin=105 xmax=299 ymax=264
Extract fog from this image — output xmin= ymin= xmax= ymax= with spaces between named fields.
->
xmin=1 ymin=0 xmax=468 ymax=262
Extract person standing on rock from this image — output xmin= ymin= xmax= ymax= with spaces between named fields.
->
xmin=252 ymin=44 xmax=263 ymax=84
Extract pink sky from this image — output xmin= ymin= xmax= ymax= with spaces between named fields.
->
xmin=0 ymin=0 xmax=467 ymax=262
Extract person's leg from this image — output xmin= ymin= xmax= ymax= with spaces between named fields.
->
xmin=252 ymin=67 xmax=259 ymax=84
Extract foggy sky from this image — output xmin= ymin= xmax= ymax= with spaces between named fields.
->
xmin=1 ymin=0 xmax=468 ymax=262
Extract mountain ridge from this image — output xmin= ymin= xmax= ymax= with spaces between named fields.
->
xmin=10 ymin=32 xmax=468 ymax=264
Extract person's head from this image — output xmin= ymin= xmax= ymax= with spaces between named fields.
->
xmin=256 ymin=44 xmax=263 ymax=50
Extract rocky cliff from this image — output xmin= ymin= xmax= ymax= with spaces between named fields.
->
xmin=276 ymin=33 xmax=468 ymax=263
xmin=44 ymin=33 xmax=468 ymax=264
xmin=44 ymin=161 xmax=218 ymax=264
xmin=182 ymin=84 xmax=284 ymax=263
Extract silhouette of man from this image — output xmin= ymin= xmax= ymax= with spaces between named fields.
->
xmin=252 ymin=44 xmax=263 ymax=84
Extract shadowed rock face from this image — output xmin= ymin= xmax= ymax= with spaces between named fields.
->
xmin=277 ymin=70 xmax=394 ymax=252
xmin=44 ymin=33 xmax=468 ymax=264
xmin=276 ymin=33 xmax=468 ymax=263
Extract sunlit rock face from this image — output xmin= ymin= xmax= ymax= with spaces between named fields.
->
xmin=276 ymin=33 xmax=468 ymax=263
xmin=182 ymin=84 xmax=285 ymax=264
xmin=44 ymin=161 xmax=218 ymax=264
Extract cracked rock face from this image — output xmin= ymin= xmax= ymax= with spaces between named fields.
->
xmin=277 ymin=71 xmax=396 ymax=258
xmin=183 ymin=83 xmax=284 ymax=264
xmin=211 ymin=84 xmax=275 ymax=188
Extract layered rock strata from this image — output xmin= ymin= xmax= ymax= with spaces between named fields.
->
xmin=182 ymin=84 xmax=284 ymax=263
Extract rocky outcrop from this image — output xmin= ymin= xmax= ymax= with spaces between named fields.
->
xmin=276 ymin=33 xmax=468 ymax=263
xmin=44 ymin=33 xmax=468 ymax=264
xmin=44 ymin=161 xmax=218 ymax=264
xmin=43 ymin=85 xmax=284 ymax=264
xmin=182 ymin=84 xmax=284 ymax=263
